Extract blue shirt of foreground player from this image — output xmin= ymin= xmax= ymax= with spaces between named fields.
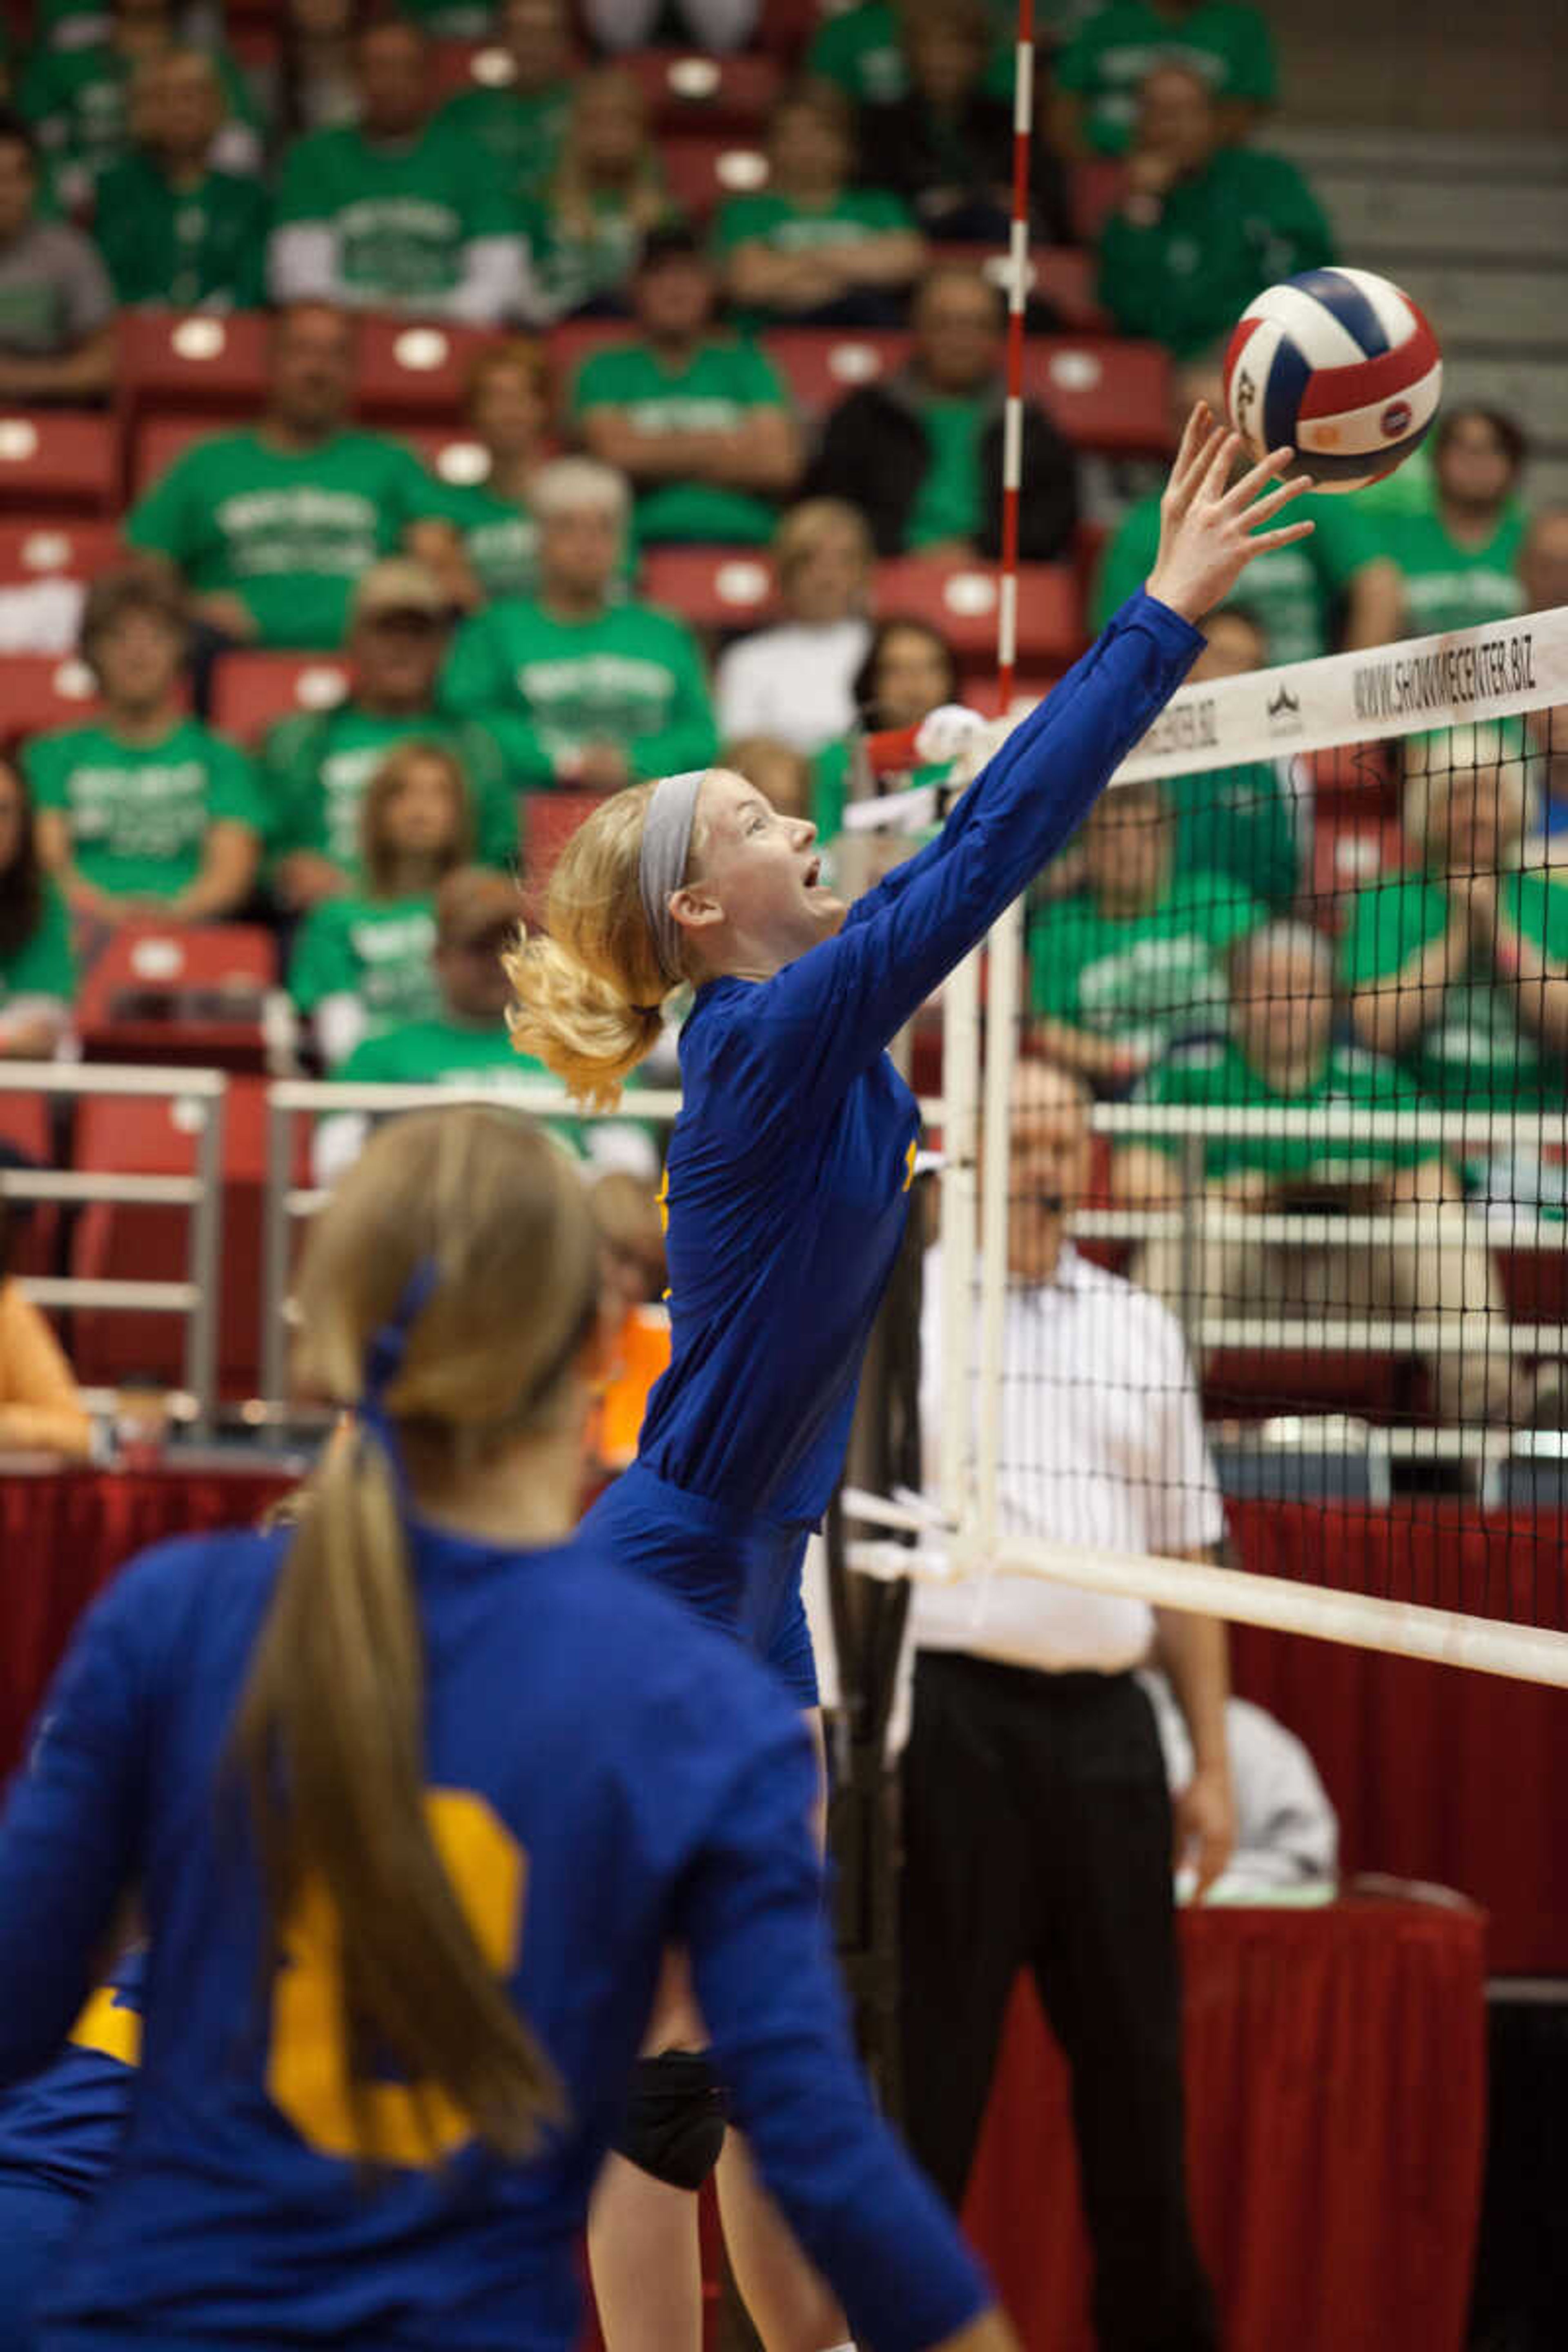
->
xmin=0 ymin=1524 xmax=989 ymax=2352
xmin=638 ymin=589 xmax=1204 ymax=1527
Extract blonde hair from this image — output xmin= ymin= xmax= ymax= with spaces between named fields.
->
xmin=360 ymin=741 xmax=473 ymax=896
xmin=530 ymin=455 xmax=631 ymax=530
xmin=232 ymin=1107 xmax=600 ymax=2163
xmin=505 ymin=782 xmax=706 ymax=1110
xmin=773 ymin=497 xmax=874 ymax=589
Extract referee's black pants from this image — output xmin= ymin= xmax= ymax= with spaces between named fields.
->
xmin=899 ymin=1650 xmax=1218 ymax=2352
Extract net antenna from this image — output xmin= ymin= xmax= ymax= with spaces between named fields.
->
xmin=845 ymin=597 xmax=1568 ymax=1689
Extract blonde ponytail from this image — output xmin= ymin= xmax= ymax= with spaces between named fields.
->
xmin=506 ymin=782 xmax=695 ymax=1111
xmin=233 ymin=1108 xmax=602 ymax=2164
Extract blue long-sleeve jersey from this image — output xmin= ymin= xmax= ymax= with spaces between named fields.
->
xmin=0 ymin=1953 xmax=142 ymax=2200
xmin=639 ymin=589 xmax=1203 ymax=1526
xmin=0 ymin=1524 xmax=989 ymax=2352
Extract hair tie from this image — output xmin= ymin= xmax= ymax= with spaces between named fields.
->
xmin=637 ymin=770 xmax=706 ymax=988
xmin=358 ymin=1257 xmax=440 ymax=1489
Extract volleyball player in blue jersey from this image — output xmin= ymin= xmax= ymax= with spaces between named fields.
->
xmin=0 ymin=1109 xmax=1018 ymax=2352
xmin=0 ymin=1956 xmax=141 ymax=2352
xmin=506 ymin=408 xmax=1312 ymax=2352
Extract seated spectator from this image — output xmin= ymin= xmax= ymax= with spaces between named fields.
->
xmin=20 ymin=0 xmax=261 ymax=212
xmin=858 ymin=0 xmax=1069 ymax=246
xmin=0 ymin=111 xmax=114 ymax=403
xmin=262 ymin=557 xmax=519 ymax=913
xmin=1027 ymin=776 xmax=1266 ymax=1091
xmin=715 ymin=80 xmax=926 ymax=328
xmin=517 ymin=67 xmax=677 ymax=324
xmin=125 ymin=303 xmax=445 ymax=652
xmin=263 ymin=0 xmax=359 ymax=145
xmin=808 ymin=263 xmax=1076 ymax=563
xmin=313 ymin=864 xmax=657 ymax=1186
xmin=584 ymin=0 xmax=757 ymax=55
xmin=811 ymin=613 xmax=959 ymax=848
xmin=93 ymin=47 xmax=270 ymax=311
xmin=1119 ymin=920 xmax=1520 ymax=1428
xmin=270 ymin=16 xmax=523 ymax=323
xmin=26 ymin=568 xmax=263 ymax=927
xmin=1054 ymin=0 xmax=1277 ymax=158
xmin=441 ymin=458 xmax=719 ymax=793
xmin=1093 ymin=361 xmax=1402 ymax=662
xmin=571 ymin=227 xmax=802 ymax=552
xmin=0 ymin=757 xmax=75 ymax=1060
xmin=0 ymin=1197 xmax=91 ymax=1459
xmin=1161 ymin=606 xmax=1304 ymax=909
xmin=807 ymin=0 xmax=1011 ymax=107
xmin=1384 ymin=407 xmax=1528 ymax=638
xmin=1343 ymin=733 xmax=1568 ymax=1200
xmin=1519 ymin=506 xmax=1568 ymax=848
xmin=715 ymin=498 xmax=875 ymax=753
xmin=1098 ymin=66 xmax=1333 ymax=359
xmin=410 ymin=339 xmax=557 ymax=611
xmin=287 ymin=739 xmax=470 ymax=1069
xmin=437 ymin=0 xmax=573 ymax=204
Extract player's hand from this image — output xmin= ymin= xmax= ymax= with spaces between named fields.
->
xmin=914 ymin=703 xmax=994 ymax=764
xmin=1147 ymin=402 xmax=1314 ymax=625
xmin=1174 ymin=1760 xmax=1236 ymax=1901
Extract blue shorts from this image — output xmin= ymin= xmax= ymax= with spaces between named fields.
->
xmin=582 ymin=1463 xmax=819 ymax=1708
xmin=0 ymin=2176 xmax=83 ymax=2352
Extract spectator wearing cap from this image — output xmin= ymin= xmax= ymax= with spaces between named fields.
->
xmin=1383 ymin=407 xmax=1529 ymax=639
xmin=1098 ymin=65 xmax=1332 ymax=359
xmin=806 ymin=263 xmax=1078 ymax=561
xmin=1053 ymin=0 xmax=1277 ymax=159
xmin=91 ymin=47 xmax=270 ymax=311
xmin=0 ymin=110 xmax=114 ymax=403
xmin=125 ymin=303 xmax=448 ymax=652
xmin=435 ymin=0 xmax=575 ymax=209
xmin=0 ymin=1196 xmax=92 ymax=1460
xmin=569 ymin=227 xmax=802 ymax=552
xmin=408 ymin=339 xmax=559 ymax=611
xmin=440 ymin=458 xmax=719 ymax=794
xmin=270 ymin=15 xmax=525 ymax=323
xmin=715 ymin=499 xmax=874 ymax=753
xmin=517 ymin=67 xmax=678 ymax=325
xmin=314 ymin=864 xmax=658 ymax=1186
xmin=25 ymin=568 xmax=264 ymax=928
xmin=261 ymin=557 xmax=520 ymax=915
xmin=716 ymin=80 xmax=926 ymax=329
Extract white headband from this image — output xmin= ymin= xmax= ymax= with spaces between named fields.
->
xmin=637 ymin=769 xmax=706 ymax=990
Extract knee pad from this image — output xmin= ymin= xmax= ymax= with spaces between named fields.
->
xmin=613 ymin=2049 xmax=729 ymax=2190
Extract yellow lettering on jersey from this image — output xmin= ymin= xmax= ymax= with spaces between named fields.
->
xmin=69 ymin=1983 xmax=142 ymax=2069
xmin=266 ymin=1788 xmax=528 ymax=2167
xmin=655 ymin=1164 xmax=670 ymax=1236
xmin=901 ymin=1138 xmax=918 ymax=1194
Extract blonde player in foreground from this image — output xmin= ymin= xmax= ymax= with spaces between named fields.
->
xmin=0 ymin=1108 xmax=1018 ymax=2352
xmin=506 ymin=407 xmax=1312 ymax=2352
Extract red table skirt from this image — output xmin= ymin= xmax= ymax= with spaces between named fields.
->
xmin=963 ymin=1900 xmax=1488 ymax=2352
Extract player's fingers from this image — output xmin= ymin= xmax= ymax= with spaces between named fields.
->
xmin=1245 ymin=518 xmax=1317 ymax=553
xmin=1244 ymin=474 xmax=1316 ymax=525
xmin=1221 ymin=444 xmax=1298 ymax=511
xmin=1163 ymin=403 xmax=1212 ymax=514
xmin=1199 ymin=427 xmax=1242 ymax=501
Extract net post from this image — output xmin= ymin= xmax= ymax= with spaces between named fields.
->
xmin=1178 ymin=1131 xmax=1205 ymax=1356
xmin=996 ymin=0 xmax=1034 ymax=709
xmin=977 ymin=898 xmax=1024 ymax=1554
xmin=939 ymin=945 xmax=982 ymax=1526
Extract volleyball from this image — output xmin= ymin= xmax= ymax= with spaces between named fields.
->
xmin=1222 ymin=266 xmax=1443 ymax=494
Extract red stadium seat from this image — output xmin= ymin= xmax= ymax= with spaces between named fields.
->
xmin=76 ymin=924 xmax=279 ymax=1074
xmin=0 ymin=519 xmax=120 ymax=586
xmin=640 ymin=546 xmax=780 ymax=631
xmin=875 ymin=556 xmax=1085 ymax=667
xmin=210 ymin=650 xmax=351 ymax=742
xmin=0 ymin=1088 xmax=59 ymax=1277
xmin=935 ymin=243 xmax=1109 ymax=332
xmin=1308 ymin=739 xmax=1397 ymax=813
xmin=1202 ymin=1350 xmax=1407 ymax=1423
xmin=761 ymin=327 xmax=909 ymax=421
xmin=352 ymin=316 xmax=494 ymax=425
xmin=1022 ymin=338 xmax=1170 ymax=454
xmin=660 ymin=133 xmax=768 ymax=222
xmin=521 ymin=789 xmax=606 ymax=920
xmin=116 ymin=312 xmax=269 ymax=429
xmin=1068 ymin=158 xmax=1126 ymax=244
xmin=0 ymin=414 xmax=118 ymax=516
xmin=757 ymin=0 xmax=818 ymax=58
xmin=131 ymin=414 xmax=216 ymax=501
xmin=624 ymin=51 xmax=784 ymax=135
xmin=0 ymin=654 xmax=103 ymax=741
xmin=547 ymin=319 xmax=635 ymax=395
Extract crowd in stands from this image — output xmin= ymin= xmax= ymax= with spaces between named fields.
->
xmin=0 ymin=0 xmax=1563 ymax=1445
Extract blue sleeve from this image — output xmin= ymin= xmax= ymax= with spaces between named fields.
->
xmin=733 ymin=591 xmax=1202 ymax=1122
xmin=0 ymin=1557 xmax=161 ymax=2087
xmin=679 ymin=1721 xmax=992 ymax=2352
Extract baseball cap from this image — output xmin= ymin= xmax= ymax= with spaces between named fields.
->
xmin=352 ymin=558 xmax=450 ymax=626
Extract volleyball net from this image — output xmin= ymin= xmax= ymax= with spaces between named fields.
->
xmin=844 ymin=598 xmax=1568 ymax=1686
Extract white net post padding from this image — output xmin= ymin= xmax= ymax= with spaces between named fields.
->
xmin=938 ymin=947 xmax=982 ymax=1530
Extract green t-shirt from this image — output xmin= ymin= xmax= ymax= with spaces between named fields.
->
xmin=906 ymin=393 xmax=986 ymax=551
xmin=1058 ymin=0 xmax=1278 ymax=155
xmin=1028 ymin=869 xmax=1265 ymax=1059
xmin=1098 ymin=147 xmax=1335 ymax=359
xmin=416 ymin=476 xmax=541 ymax=605
xmin=287 ymin=891 xmax=441 ymax=1037
xmin=806 ymin=0 xmax=1014 ymax=103
xmin=1134 ymin=1036 xmax=1434 ymax=1183
xmin=274 ymin=122 xmax=510 ymax=308
xmin=569 ymin=338 xmax=792 ymax=548
xmin=517 ymin=190 xmax=678 ymax=321
xmin=714 ymin=186 xmax=915 ymax=259
xmin=1093 ymin=486 xmax=1375 ymax=665
xmin=125 ymin=428 xmax=441 ymax=650
xmin=435 ymin=83 xmax=571 ymax=208
xmin=93 ymin=156 xmax=269 ymax=311
xmin=1340 ymin=867 xmax=1568 ymax=1111
xmin=23 ymin=717 xmax=263 ymax=900
xmin=0 ymin=876 xmax=74 ymax=1005
xmin=20 ymin=39 xmax=257 ymax=189
xmin=1383 ymin=508 xmax=1526 ymax=639
xmin=440 ymin=599 xmax=719 ymax=788
xmin=334 ymin=1016 xmax=590 ymax=1152
xmin=259 ymin=706 xmax=518 ymax=877
xmin=1167 ymin=761 xmax=1300 ymax=911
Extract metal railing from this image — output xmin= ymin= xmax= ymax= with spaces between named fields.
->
xmin=0 ymin=1062 xmax=227 ymax=1431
